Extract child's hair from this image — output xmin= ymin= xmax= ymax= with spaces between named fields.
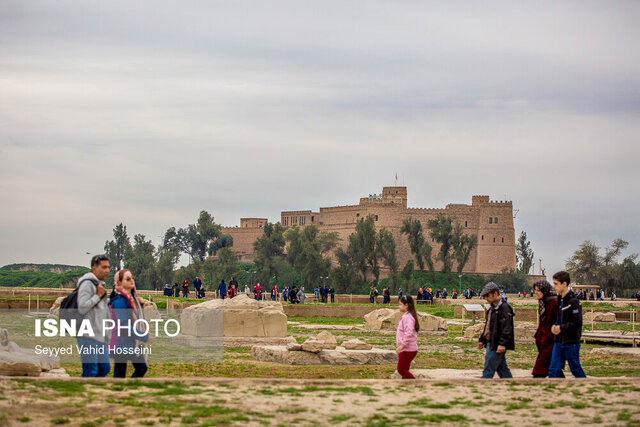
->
xmin=400 ymin=295 xmax=420 ymax=332
xmin=552 ymin=271 xmax=571 ymax=286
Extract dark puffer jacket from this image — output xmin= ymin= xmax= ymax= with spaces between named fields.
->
xmin=478 ymin=299 xmax=515 ymax=351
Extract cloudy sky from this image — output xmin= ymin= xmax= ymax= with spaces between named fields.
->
xmin=1 ymin=1 xmax=639 ymax=275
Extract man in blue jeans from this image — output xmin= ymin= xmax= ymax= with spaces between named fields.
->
xmin=549 ymin=271 xmax=586 ymax=378
xmin=478 ymin=282 xmax=514 ymax=378
xmin=76 ymin=254 xmax=111 ymax=377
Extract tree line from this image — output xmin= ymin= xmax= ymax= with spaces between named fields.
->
xmin=103 ymin=211 xmax=237 ymax=289
xmin=252 ymin=214 xmax=482 ymax=294
xmin=566 ymin=238 xmax=640 ymax=296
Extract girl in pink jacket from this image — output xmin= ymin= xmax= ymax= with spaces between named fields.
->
xmin=396 ymin=295 xmax=419 ymax=379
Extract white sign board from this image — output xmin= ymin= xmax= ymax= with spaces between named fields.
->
xmin=463 ymin=304 xmax=485 ymax=312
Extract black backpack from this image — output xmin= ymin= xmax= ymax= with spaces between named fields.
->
xmin=59 ymin=277 xmax=100 ymax=323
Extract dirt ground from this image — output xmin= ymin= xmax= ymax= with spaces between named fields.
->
xmin=1 ymin=376 xmax=640 ymax=426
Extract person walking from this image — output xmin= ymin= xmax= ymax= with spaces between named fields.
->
xmin=218 ymin=279 xmax=227 ymax=300
xmin=254 ymin=283 xmax=263 ymax=301
xmin=271 ymin=285 xmax=278 ymax=301
xmin=76 ymin=254 xmax=111 ymax=377
xmin=109 ymin=269 xmax=149 ymax=378
xmin=396 ymin=295 xmax=419 ymax=379
xmin=478 ymin=282 xmax=514 ymax=378
xmin=193 ymin=276 xmax=203 ymax=299
xmin=297 ymin=287 xmax=306 ymax=304
xmin=549 ymin=271 xmax=586 ymax=378
xmin=532 ymin=280 xmax=558 ymax=378
xmin=182 ymin=279 xmax=189 ymax=298
xmin=329 ymin=286 xmax=335 ymax=303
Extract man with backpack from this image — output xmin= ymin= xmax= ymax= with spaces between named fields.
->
xmin=75 ymin=254 xmax=111 ymax=377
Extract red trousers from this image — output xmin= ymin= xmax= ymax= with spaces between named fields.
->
xmin=397 ymin=351 xmax=417 ymax=379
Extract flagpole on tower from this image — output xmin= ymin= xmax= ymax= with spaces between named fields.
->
xmin=395 ymin=173 xmax=397 ymax=186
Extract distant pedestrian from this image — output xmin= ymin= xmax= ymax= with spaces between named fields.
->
xmin=193 ymin=276 xmax=202 ymax=298
xmin=329 ymin=286 xmax=335 ymax=303
xmin=271 ymin=285 xmax=278 ymax=301
xmin=298 ymin=287 xmax=306 ymax=304
xmin=218 ymin=279 xmax=227 ymax=300
xmin=182 ymin=279 xmax=189 ymax=298
xmin=396 ymin=295 xmax=419 ymax=379
xmin=163 ymin=283 xmax=173 ymax=297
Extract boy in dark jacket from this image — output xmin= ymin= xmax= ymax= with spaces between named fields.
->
xmin=549 ymin=271 xmax=586 ymax=378
xmin=478 ymin=282 xmax=514 ymax=378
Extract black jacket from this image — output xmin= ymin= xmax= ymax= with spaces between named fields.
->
xmin=479 ymin=299 xmax=515 ymax=351
xmin=557 ymin=290 xmax=582 ymax=345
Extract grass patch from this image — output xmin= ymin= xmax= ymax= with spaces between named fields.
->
xmin=329 ymin=414 xmax=354 ymax=424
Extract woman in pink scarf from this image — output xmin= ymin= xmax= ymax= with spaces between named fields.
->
xmin=109 ymin=269 xmax=150 ymax=378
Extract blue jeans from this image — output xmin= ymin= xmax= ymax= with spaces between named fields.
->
xmin=76 ymin=337 xmax=111 ymax=378
xmin=549 ymin=342 xmax=586 ymax=378
xmin=482 ymin=349 xmax=512 ymax=378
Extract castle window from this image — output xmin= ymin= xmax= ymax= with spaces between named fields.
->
xmin=375 ymin=215 xmax=379 ymax=221
xmin=495 ymin=217 xmax=498 ymax=224
xmin=481 ymin=235 xmax=484 ymax=241
xmin=493 ymin=237 xmax=496 ymax=243
xmin=293 ymin=217 xmax=297 ymax=224
xmin=489 ymin=218 xmax=493 ymax=224
xmin=356 ymin=213 xmax=360 ymax=217
xmin=502 ymin=237 xmax=504 ymax=243
xmin=311 ymin=216 xmax=314 ymax=222
xmin=465 ymin=221 xmax=468 ymax=227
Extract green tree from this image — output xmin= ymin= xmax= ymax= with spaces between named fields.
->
xmin=284 ymin=225 xmax=335 ymax=288
xmin=566 ymin=240 xmax=601 ymax=284
xmin=333 ymin=248 xmax=360 ymax=293
xmin=600 ymin=239 xmax=629 ymax=292
xmin=377 ymin=228 xmax=399 ymax=288
xmin=452 ymin=222 xmax=478 ymax=275
xmin=488 ymin=268 xmax=528 ymax=293
xmin=155 ymin=247 xmax=179 ymax=287
xmin=400 ymin=218 xmax=426 ymax=271
xmin=401 ymin=260 xmax=414 ymax=288
xmin=204 ymin=247 xmax=239 ymax=287
xmin=181 ymin=211 xmax=224 ymax=262
xmin=516 ymin=231 xmax=534 ymax=274
xmin=253 ymin=222 xmax=286 ymax=286
xmin=125 ymin=234 xmax=156 ymax=290
xmin=104 ymin=223 xmax=132 ymax=272
xmin=427 ymin=214 xmax=455 ymax=283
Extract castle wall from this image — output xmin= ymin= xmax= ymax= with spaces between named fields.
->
xmin=222 ymin=187 xmax=517 ymax=274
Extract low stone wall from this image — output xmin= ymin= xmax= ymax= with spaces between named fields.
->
xmin=283 ymin=304 xmax=384 ymax=318
xmin=453 ymin=306 xmax=538 ymax=322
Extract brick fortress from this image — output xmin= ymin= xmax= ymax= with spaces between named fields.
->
xmin=222 ymin=187 xmax=516 ymax=275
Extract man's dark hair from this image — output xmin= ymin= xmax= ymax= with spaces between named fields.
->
xmin=552 ymin=271 xmax=571 ymax=285
xmin=90 ymin=254 xmax=109 ymax=268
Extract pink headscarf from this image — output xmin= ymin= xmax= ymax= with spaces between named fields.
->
xmin=114 ymin=270 xmax=141 ymax=319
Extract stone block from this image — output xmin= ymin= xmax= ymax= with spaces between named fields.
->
xmin=301 ymin=339 xmax=324 ymax=353
xmin=364 ymin=309 xmax=447 ymax=332
xmin=180 ymin=308 xmax=223 ymax=337
xmin=342 ymin=339 xmax=372 ymax=350
xmin=0 ymin=350 xmax=42 ymax=376
xmin=315 ymin=331 xmax=337 ymax=349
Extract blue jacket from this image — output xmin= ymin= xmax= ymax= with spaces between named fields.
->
xmin=218 ymin=281 xmax=227 ymax=296
xmin=109 ymin=292 xmax=149 ymax=350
